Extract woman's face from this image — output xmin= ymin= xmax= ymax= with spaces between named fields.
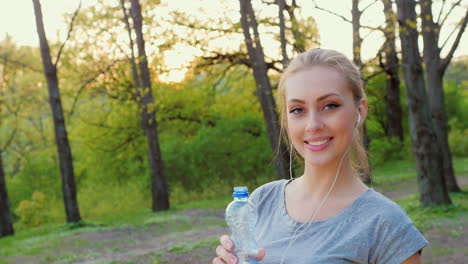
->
xmin=285 ymin=66 xmax=367 ymax=168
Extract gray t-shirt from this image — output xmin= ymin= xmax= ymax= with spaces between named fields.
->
xmin=248 ymin=179 xmax=428 ymax=264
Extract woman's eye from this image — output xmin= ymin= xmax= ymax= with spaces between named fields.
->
xmin=289 ymin=108 xmax=303 ymax=114
xmin=324 ymin=103 xmax=340 ymax=110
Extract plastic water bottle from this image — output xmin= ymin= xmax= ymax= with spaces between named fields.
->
xmin=225 ymin=186 xmax=259 ymax=264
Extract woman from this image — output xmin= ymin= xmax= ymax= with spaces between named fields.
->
xmin=213 ymin=48 xmax=427 ymax=264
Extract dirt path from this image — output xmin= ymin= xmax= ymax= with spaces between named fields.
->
xmin=375 ymin=176 xmax=468 ymax=200
xmin=4 ymin=178 xmax=467 ymax=264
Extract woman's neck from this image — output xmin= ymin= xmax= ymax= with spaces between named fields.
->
xmin=294 ymin=159 xmax=362 ymax=201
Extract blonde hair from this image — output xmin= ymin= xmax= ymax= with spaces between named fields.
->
xmin=277 ymin=48 xmax=369 ymax=179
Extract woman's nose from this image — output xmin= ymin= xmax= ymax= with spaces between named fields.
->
xmin=305 ymin=113 xmax=324 ymax=132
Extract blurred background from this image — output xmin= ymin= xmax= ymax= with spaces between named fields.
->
xmin=0 ymin=0 xmax=467 ymax=263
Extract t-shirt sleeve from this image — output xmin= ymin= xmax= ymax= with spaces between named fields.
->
xmin=371 ymin=221 xmax=428 ymax=264
xmin=248 ymin=184 xmax=264 ymax=207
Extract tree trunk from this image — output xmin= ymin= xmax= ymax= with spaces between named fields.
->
xmin=129 ymin=0 xmax=169 ymax=211
xmin=396 ymin=0 xmax=451 ymax=206
xmin=32 ymin=0 xmax=81 ymax=222
xmin=382 ymin=0 xmax=404 ymax=141
xmin=420 ymin=0 xmax=461 ymax=192
xmin=351 ymin=0 xmax=362 ymax=68
xmin=239 ymin=0 xmax=290 ymax=180
xmin=0 ymin=151 xmax=14 ymax=237
xmin=120 ymin=0 xmax=141 ymax=97
xmin=351 ymin=0 xmax=371 ymax=184
xmin=277 ymin=0 xmax=288 ymax=68
xmin=284 ymin=1 xmax=305 ymax=53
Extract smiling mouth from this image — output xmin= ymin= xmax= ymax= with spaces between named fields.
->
xmin=305 ymin=137 xmax=333 ymax=146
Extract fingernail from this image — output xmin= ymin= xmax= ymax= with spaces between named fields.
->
xmin=230 ymin=256 xmax=237 ymax=264
xmin=227 ymin=241 xmax=233 ymax=249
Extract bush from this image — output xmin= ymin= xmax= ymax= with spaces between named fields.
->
xmin=162 ymin=115 xmax=274 ymax=196
xmin=15 ymin=191 xmax=48 ymax=228
xmin=449 ymin=129 xmax=468 ymax=157
xmin=369 ymin=137 xmax=412 ymax=167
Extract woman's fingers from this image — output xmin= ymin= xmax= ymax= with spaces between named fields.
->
xmin=216 ymin=235 xmax=264 ymax=264
xmin=220 ymin=235 xmax=234 ymax=250
xmin=257 ymin=248 xmax=266 ymax=260
xmin=212 ymin=256 xmax=225 ymax=264
xmin=216 ymin=245 xmax=238 ymax=264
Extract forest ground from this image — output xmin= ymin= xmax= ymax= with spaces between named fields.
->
xmin=1 ymin=177 xmax=467 ymax=264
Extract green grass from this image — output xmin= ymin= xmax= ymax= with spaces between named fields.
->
xmin=1 ymin=156 xmax=467 ymax=263
xmin=397 ymin=191 xmax=468 ymax=232
xmin=372 ymin=156 xmax=468 ymax=187
xmin=0 ymin=196 xmax=229 ymax=261
xmin=167 ymin=236 xmax=219 ymax=254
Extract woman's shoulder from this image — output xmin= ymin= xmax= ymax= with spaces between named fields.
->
xmin=354 ymin=188 xmax=414 ymax=227
xmin=249 ymin=179 xmax=289 ymax=205
xmin=360 ymin=190 xmax=428 ymax=263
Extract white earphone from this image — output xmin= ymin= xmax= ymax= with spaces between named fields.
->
xmin=355 ymin=113 xmax=361 ymax=128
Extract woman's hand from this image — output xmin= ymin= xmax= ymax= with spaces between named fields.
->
xmin=212 ymin=235 xmax=266 ymax=264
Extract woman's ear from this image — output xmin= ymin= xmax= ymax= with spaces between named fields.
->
xmin=357 ymin=98 xmax=368 ymax=126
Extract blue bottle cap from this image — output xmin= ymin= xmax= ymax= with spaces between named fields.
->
xmin=232 ymin=186 xmax=249 ymax=198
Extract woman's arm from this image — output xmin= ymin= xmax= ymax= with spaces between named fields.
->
xmin=401 ymin=253 xmax=421 ymax=264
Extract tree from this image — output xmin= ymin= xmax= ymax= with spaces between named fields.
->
xmin=0 ymin=152 xmax=14 ymax=238
xmin=0 ymin=45 xmax=16 ymax=236
xmin=32 ymin=0 xmax=82 ymax=222
xmin=396 ymin=0 xmax=451 ymax=206
xmin=420 ymin=0 xmax=467 ymax=192
xmin=380 ymin=0 xmax=404 ymax=141
xmin=127 ymin=0 xmax=169 ymax=211
xmin=239 ymin=0 xmax=290 ymax=180
xmin=277 ymin=0 xmax=289 ymax=68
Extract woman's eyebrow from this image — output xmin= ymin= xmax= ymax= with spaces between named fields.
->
xmin=287 ymin=98 xmax=306 ymax=104
xmin=287 ymin=93 xmax=340 ymax=104
xmin=317 ymin=92 xmax=340 ymax=101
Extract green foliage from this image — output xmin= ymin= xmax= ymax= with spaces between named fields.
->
xmin=368 ymin=137 xmax=412 ymax=167
xmin=15 ymin=192 xmax=48 ymax=228
xmin=371 ymin=158 xmax=417 ymax=186
xmin=444 ymin=80 xmax=468 ymax=131
xmin=162 ymin=116 xmax=273 ymax=193
xmin=449 ymin=129 xmax=468 ymax=157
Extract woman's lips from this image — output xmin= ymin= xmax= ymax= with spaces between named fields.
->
xmin=304 ymin=137 xmax=333 ymax=151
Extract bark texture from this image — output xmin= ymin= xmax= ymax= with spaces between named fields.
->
xmin=239 ymin=0 xmax=290 ymax=180
xmin=351 ymin=0 xmax=362 ymax=68
xmin=129 ymin=0 xmax=169 ymax=211
xmin=351 ymin=0 xmax=371 ymax=184
xmin=277 ymin=0 xmax=288 ymax=68
xmin=420 ymin=0 xmax=465 ymax=192
xmin=396 ymin=0 xmax=451 ymax=206
xmin=32 ymin=0 xmax=81 ymax=222
xmin=381 ymin=0 xmax=404 ymax=141
xmin=0 ymin=152 xmax=14 ymax=237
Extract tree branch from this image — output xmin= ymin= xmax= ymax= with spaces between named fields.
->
xmin=0 ymin=54 xmax=41 ymax=72
xmin=361 ymin=0 xmax=378 ymax=13
xmin=0 ymin=111 xmax=18 ymax=150
xmin=439 ymin=0 xmax=463 ymax=27
xmin=311 ymin=0 xmax=383 ymax=31
xmin=54 ymin=1 xmax=81 ymax=66
xmin=440 ymin=20 xmax=459 ymax=50
xmin=441 ymin=8 xmax=468 ymax=73
xmin=436 ymin=0 xmax=447 ymax=25
xmin=312 ymin=0 xmax=352 ymax=23
xmin=364 ymin=69 xmax=385 ymax=83
xmin=261 ymin=0 xmax=276 ymax=5
xmin=68 ymin=60 xmax=123 ymax=118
